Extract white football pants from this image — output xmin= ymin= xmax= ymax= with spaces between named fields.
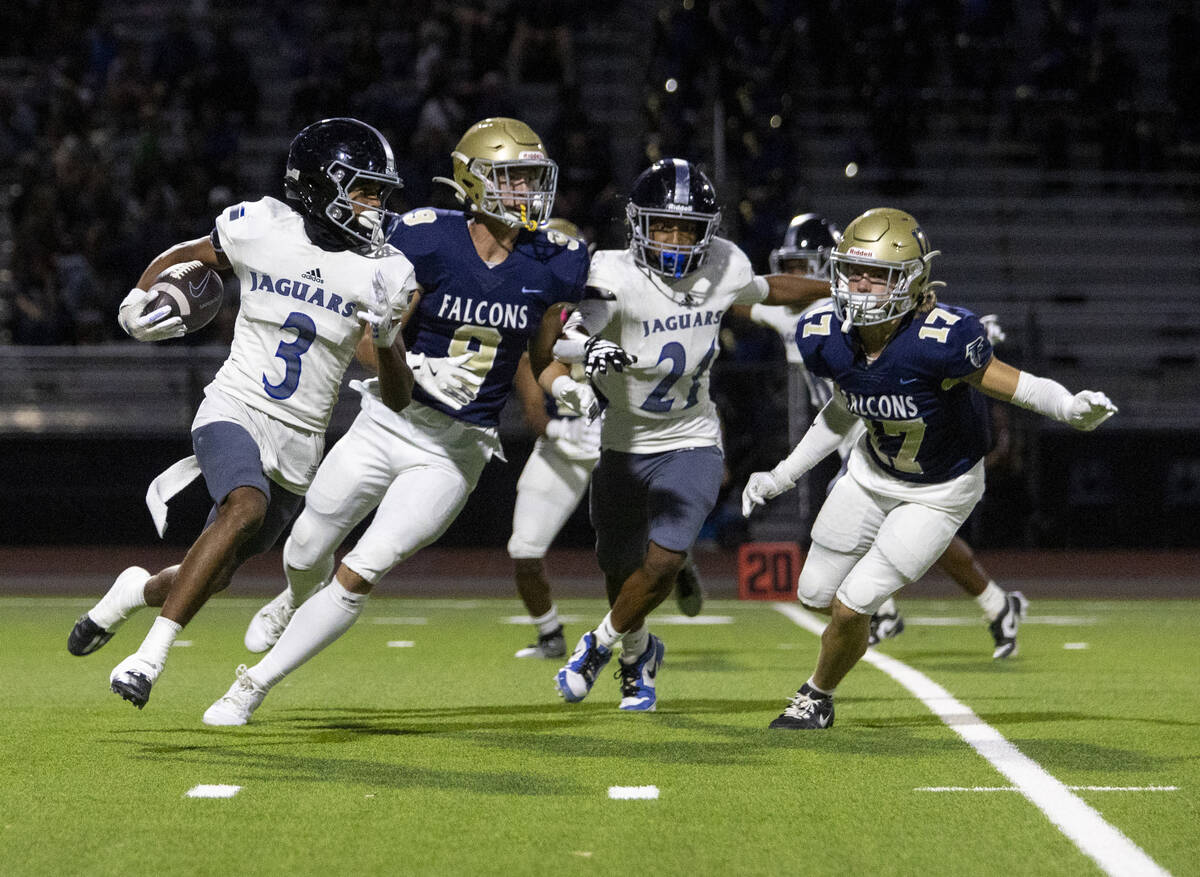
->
xmin=800 ymin=453 xmax=985 ymax=615
xmin=507 ymin=436 xmax=598 ymax=560
xmin=285 ymin=406 xmax=491 ymax=585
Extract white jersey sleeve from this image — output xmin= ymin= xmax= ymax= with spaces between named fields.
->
xmin=210 ymin=197 xmax=417 ymax=432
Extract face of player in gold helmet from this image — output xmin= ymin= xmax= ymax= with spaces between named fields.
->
xmin=442 ymin=118 xmax=558 ymax=230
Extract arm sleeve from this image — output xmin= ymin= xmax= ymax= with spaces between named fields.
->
xmin=1010 ymin=371 xmax=1074 ymax=422
xmin=770 ymin=390 xmax=858 ymax=486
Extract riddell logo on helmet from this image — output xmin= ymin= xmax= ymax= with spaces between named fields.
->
xmin=847 ymin=247 xmax=874 ymax=257
xmin=519 ymin=151 xmax=545 ymax=160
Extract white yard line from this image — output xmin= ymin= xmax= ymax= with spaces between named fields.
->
xmin=185 ymin=784 xmax=241 ymax=798
xmin=916 ymin=786 xmax=1178 ymax=793
xmin=774 ymin=603 xmax=1170 ymax=877
xmin=608 ymin=785 xmax=659 ymax=800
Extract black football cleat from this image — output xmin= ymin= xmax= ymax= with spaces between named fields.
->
xmin=674 ymin=557 xmax=704 ymax=617
xmin=68 ymin=614 xmax=114 ymax=656
xmin=769 ymin=684 xmax=835 ymax=730
xmin=989 ymin=591 xmax=1029 ymax=659
xmin=111 ymin=672 xmax=153 ymax=709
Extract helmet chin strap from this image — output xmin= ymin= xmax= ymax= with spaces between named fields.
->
xmin=518 ymin=204 xmax=538 ymax=231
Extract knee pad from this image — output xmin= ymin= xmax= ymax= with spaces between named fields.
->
xmin=506 ymin=531 xmax=548 ymax=561
xmin=837 ymin=549 xmax=912 ymax=615
xmin=797 ymin=542 xmax=857 ymax=610
xmin=283 ymin=513 xmax=332 ymax=577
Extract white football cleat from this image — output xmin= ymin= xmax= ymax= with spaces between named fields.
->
xmin=109 ymin=653 xmax=162 ymax=709
xmin=244 ymin=590 xmax=295 ymax=653
xmin=203 ymin=665 xmax=269 ymax=726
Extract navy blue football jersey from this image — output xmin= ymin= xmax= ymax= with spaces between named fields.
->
xmin=386 ymin=208 xmax=588 ymax=426
xmin=796 ymin=303 xmax=994 ymax=483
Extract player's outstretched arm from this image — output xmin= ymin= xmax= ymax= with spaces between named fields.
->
xmin=742 ymin=391 xmax=857 ymax=517
xmin=968 ymin=356 xmax=1118 ymax=431
xmin=760 ymin=273 xmax=830 ymax=309
xmin=120 ymin=235 xmax=231 ymax=342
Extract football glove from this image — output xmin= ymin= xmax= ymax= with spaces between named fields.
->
xmin=583 ymin=336 xmax=636 ymax=379
xmin=550 ymin=374 xmax=600 ymax=421
xmin=545 ymin=416 xmax=601 ymax=458
xmin=1065 ymin=390 xmax=1118 ymax=431
xmin=979 ymin=313 xmax=1007 ymax=346
xmin=409 ymin=351 xmax=483 ymax=410
xmin=741 ymin=470 xmax=795 ymax=517
xmin=117 ymin=288 xmax=185 ymax=342
xmin=358 ymin=269 xmax=404 ymax=347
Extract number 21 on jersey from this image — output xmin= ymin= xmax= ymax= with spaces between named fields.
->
xmin=640 ymin=341 xmax=716 ymax=412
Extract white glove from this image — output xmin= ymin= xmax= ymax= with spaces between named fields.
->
xmin=583 ymin=336 xmax=637 ymax=379
xmin=1065 ymin=390 xmax=1118 ymax=431
xmin=550 ymin=374 xmax=600 ymax=421
xmin=741 ymin=470 xmax=795 ymax=517
xmin=117 ymin=288 xmax=184 ymax=342
xmin=545 ymin=416 xmax=601 ymax=458
xmin=409 ymin=351 xmax=484 ymax=410
xmin=979 ymin=314 xmax=1006 ymax=346
xmin=358 ymin=270 xmax=403 ymax=347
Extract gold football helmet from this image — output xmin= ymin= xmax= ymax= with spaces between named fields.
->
xmin=434 ymin=117 xmax=557 ymax=230
xmin=829 ymin=207 xmax=944 ymax=327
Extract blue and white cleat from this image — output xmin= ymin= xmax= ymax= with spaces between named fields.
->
xmin=617 ymin=634 xmax=665 ymax=711
xmin=554 ymin=631 xmax=612 ymax=703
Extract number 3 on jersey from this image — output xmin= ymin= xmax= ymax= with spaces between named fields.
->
xmin=263 ymin=312 xmax=316 ymax=400
xmin=640 ymin=341 xmax=716 ymax=412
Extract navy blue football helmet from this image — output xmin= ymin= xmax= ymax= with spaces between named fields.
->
xmin=626 ymin=158 xmax=721 ymax=279
xmin=284 ymin=117 xmax=402 ymax=249
xmin=769 ymin=213 xmax=842 ymax=277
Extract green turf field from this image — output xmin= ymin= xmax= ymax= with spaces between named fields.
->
xmin=3 ymin=596 xmax=1197 ymax=876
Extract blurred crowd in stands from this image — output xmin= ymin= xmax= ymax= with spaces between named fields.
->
xmin=1 ymin=0 xmax=1196 ymax=346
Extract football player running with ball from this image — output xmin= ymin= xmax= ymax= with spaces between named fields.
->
xmin=544 ymin=159 xmax=829 ymax=712
xmin=67 ymin=118 xmax=418 ymax=710
xmin=742 ymin=208 xmax=1118 ymax=729
xmin=203 ymin=118 xmax=592 ymax=725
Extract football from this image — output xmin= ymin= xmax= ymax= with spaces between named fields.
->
xmin=145 ymin=261 xmax=224 ymax=335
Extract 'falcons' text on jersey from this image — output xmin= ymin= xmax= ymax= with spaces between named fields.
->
xmin=387 ymin=208 xmax=588 ymax=426
xmin=796 ymin=302 xmax=994 ymax=483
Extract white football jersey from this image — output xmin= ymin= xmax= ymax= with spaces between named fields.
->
xmin=577 ymin=237 xmax=767 ymax=453
xmin=210 ymin=197 xmax=416 ymax=432
xmin=749 ymin=297 xmax=833 ymax=366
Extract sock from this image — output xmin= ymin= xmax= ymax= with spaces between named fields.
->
xmin=137 ymin=616 xmax=182 ymax=668
xmin=247 ymin=580 xmax=368 ymax=690
xmin=620 ymin=624 xmax=650 ymax=663
xmin=593 ymin=612 xmax=622 ymax=650
xmin=531 ymin=605 xmax=560 ymax=637
xmin=804 ymin=676 xmax=834 ymax=699
xmin=285 ymin=554 xmax=334 ymax=607
xmin=875 ymin=597 xmax=898 ymax=618
xmin=90 ymin=567 xmax=150 ymax=630
xmin=975 ymin=581 xmax=1007 ymax=621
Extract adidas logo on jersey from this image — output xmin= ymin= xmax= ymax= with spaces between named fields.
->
xmin=301 ymin=267 xmax=324 ymax=284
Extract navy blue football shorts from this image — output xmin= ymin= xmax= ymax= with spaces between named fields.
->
xmin=589 ymin=444 xmax=724 ymax=580
xmin=192 ymin=420 xmax=303 ymax=558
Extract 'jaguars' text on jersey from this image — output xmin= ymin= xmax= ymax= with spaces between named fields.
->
xmin=796 ymin=302 xmax=993 ymax=482
xmin=211 ymin=196 xmax=416 ymax=432
xmin=386 ymin=208 xmax=588 ymax=426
